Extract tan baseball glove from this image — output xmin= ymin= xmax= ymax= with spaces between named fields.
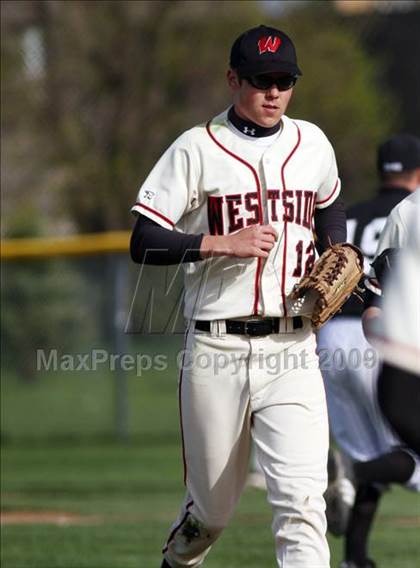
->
xmin=290 ymin=243 xmax=364 ymax=329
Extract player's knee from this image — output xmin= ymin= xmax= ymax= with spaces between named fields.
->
xmin=167 ymin=513 xmax=224 ymax=559
xmin=182 ymin=513 xmax=225 ymax=541
xmin=271 ymin=492 xmax=326 ymax=530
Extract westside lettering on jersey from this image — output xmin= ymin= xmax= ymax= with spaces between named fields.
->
xmin=207 ymin=189 xmax=316 ymax=234
xmin=131 ymin=109 xmax=341 ymax=320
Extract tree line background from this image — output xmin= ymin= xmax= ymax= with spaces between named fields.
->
xmin=2 ymin=0 xmax=420 ymax=239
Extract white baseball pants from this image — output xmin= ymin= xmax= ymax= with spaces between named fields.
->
xmin=163 ymin=318 xmax=330 ymax=568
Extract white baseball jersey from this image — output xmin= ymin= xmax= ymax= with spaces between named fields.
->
xmin=132 ymin=109 xmax=340 ymax=320
xmin=368 ymin=190 xmax=420 ymax=374
xmin=366 ymin=190 xmax=418 ymax=295
xmin=372 ymin=189 xmax=419 ymax=253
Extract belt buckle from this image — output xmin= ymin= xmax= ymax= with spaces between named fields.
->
xmin=244 ymin=319 xmax=270 ymax=337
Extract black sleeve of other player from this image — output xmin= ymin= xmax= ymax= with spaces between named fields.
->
xmin=130 ymin=214 xmax=204 ymax=265
xmin=363 ymin=288 xmax=382 ymax=310
xmin=314 ymin=197 xmax=347 ymax=255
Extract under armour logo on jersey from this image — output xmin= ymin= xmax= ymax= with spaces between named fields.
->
xmin=243 ymin=126 xmax=256 ymax=136
xmin=258 ymin=36 xmax=282 ymax=55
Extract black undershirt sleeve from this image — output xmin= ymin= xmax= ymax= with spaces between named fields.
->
xmin=130 ymin=214 xmax=204 ymax=265
xmin=314 ymin=197 xmax=347 ymax=255
xmin=363 ymin=287 xmax=382 ymax=310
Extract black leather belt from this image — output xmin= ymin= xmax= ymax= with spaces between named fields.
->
xmin=195 ymin=317 xmax=303 ymax=337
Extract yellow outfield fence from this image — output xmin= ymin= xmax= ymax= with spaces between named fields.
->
xmin=0 ymin=231 xmax=131 ymax=260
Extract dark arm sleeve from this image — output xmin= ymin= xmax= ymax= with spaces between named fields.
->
xmin=364 ymin=288 xmax=382 ymax=310
xmin=314 ymin=197 xmax=347 ymax=254
xmin=130 ymin=214 xmax=204 ymax=265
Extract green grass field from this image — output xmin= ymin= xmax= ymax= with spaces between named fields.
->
xmin=2 ymin=350 xmax=420 ymax=568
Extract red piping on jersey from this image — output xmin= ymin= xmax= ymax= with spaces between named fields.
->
xmin=280 ymin=122 xmax=302 ymax=317
xmin=162 ymin=499 xmax=194 ymax=553
xmin=206 ymin=121 xmax=263 ymax=315
xmin=135 ymin=202 xmax=175 ymax=227
xmin=316 ymin=179 xmax=339 ymax=205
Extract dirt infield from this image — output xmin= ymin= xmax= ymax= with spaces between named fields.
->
xmin=389 ymin=515 xmax=420 ymax=527
xmin=1 ymin=511 xmax=103 ymax=526
xmin=2 ymin=510 xmax=419 ymax=528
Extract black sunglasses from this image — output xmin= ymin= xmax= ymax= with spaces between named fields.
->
xmin=243 ymin=74 xmax=298 ymax=91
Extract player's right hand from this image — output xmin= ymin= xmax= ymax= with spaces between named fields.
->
xmin=201 ymin=224 xmax=278 ymax=259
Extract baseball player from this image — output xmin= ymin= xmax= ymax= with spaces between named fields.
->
xmin=364 ymin=188 xmax=420 ymax=452
xmin=344 ymin=190 xmax=420 ymax=568
xmin=130 ymin=25 xmax=346 ymax=568
xmin=317 ymin=135 xmax=420 ymax=568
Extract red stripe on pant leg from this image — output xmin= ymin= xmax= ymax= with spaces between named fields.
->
xmin=178 ymin=328 xmax=191 ymax=486
xmin=179 ymin=349 xmax=188 ymax=485
xmin=162 ymin=500 xmax=194 ymax=553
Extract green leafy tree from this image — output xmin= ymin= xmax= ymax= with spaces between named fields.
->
xmin=277 ymin=5 xmax=398 ymax=203
xmin=3 ymin=0 xmax=262 ymax=234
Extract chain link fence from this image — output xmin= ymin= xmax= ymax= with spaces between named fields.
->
xmin=1 ymin=243 xmax=185 ymax=443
